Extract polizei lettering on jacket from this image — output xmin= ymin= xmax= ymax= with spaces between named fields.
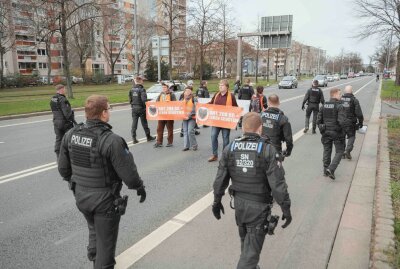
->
xmin=263 ymin=112 xmax=279 ymax=121
xmin=324 ymin=104 xmax=334 ymax=109
xmin=71 ymin=135 xmax=93 ymax=147
xmin=233 ymin=142 xmax=258 ymax=151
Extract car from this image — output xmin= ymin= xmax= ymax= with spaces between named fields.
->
xmin=37 ymin=76 xmax=53 ymax=85
xmin=340 ymin=74 xmax=348 ymax=79
xmin=71 ymin=76 xmax=83 ymax=83
xmin=146 ymin=81 xmax=187 ymax=101
xmin=278 ymin=76 xmax=298 ymax=89
xmin=312 ymin=75 xmax=328 ymax=87
xmin=333 ymin=74 xmax=340 ymax=81
xmin=179 ymin=72 xmax=193 ymax=80
xmin=327 ymin=75 xmax=335 ymax=82
xmin=348 ymin=72 xmax=355 ymax=78
xmin=354 ymin=73 xmax=360 ymax=77
xmin=123 ymin=75 xmax=134 ymax=82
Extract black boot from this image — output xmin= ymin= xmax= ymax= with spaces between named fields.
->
xmin=312 ymin=128 xmax=316 ymax=134
xmin=146 ymin=135 xmax=155 ymax=142
xmin=303 ymin=127 xmax=309 ymax=133
xmin=133 ymin=137 xmax=139 ymax=144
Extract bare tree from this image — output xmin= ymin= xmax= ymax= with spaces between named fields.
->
xmin=372 ymin=39 xmax=397 ymax=70
xmin=189 ymin=0 xmax=220 ymax=80
xmin=98 ymin=6 xmax=131 ymax=78
xmin=0 ymin=0 xmax=15 ymax=88
xmin=355 ymin=0 xmax=400 ymax=84
xmin=136 ymin=15 xmax=155 ymax=75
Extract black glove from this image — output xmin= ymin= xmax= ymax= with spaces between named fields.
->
xmin=281 ymin=208 xmax=292 ymax=228
xmin=358 ymin=122 xmax=363 ymax=129
xmin=318 ymin=124 xmax=326 ymax=134
xmin=212 ymin=201 xmax=225 ymax=220
xmin=282 ymin=150 xmax=290 ymax=158
xmin=301 ymin=104 xmax=305 ymax=111
xmin=136 ymin=185 xmax=146 ymax=203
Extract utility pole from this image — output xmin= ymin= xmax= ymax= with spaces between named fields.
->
xmin=134 ymin=0 xmax=139 ymax=76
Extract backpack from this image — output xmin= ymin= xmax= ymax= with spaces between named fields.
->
xmin=250 ymin=94 xmax=261 ymax=113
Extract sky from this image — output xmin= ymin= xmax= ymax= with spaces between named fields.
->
xmin=231 ymin=0 xmax=380 ymax=64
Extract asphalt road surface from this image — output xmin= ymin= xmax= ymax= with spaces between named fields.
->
xmin=0 ymin=76 xmax=379 ymax=269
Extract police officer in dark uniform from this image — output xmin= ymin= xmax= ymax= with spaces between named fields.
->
xmin=237 ymin=79 xmax=254 ymax=128
xmin=129 ymin=76 xmax=155 ymax=144
xmin=196 ymin=80 xmax=210 ymax=98
xmin=341 ymin=85 xmax=364 ymax=160
xmin=212 ymin=112 xmax=292 ymax=269
xmin=58 ymin=95 xmax=146 ymax=269
xmin=317 ymin=88 xmax=346 ymax=180
xmin=50 ymin=84 xmax=76 ymax=158
xmin=261 ymin=94 xmax=293 ymax=158
xmin=302 ymin=80 xmax=325 ymax=133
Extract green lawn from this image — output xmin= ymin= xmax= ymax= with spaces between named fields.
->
xmin=387 ymin=117 xmax=400 ymax=267
xmin=0 ymin=77 xmax=279 ymax=117
xmin=381 ymin=79 xmax=400 ymax=100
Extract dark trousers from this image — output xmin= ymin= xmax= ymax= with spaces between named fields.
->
xmin=157 ymin=120 xmax=174 ymax=144
xmin=131 ymin=106 xmax=150 ymax=138
xmin=321 ymin=132 xmax=345 ymax=172
xmin=53 ymin=122 xmax=72 ymax=157
xmin=75 ymin=186 xmax=121 ymax=269
xmin=343 ymin=126 xmax=356 ymax=153
xmin=305 ymin=104 xmax=319 ymax=130
xmin=234 ymin=196 xmax=269 ymax=269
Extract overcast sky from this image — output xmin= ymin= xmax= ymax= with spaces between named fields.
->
xmin=230 ymin=0 xmax=380 ymax=64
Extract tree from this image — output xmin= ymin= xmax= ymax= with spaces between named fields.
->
xmin=355 ymin=0 xmax=400 ymax=84
xmin=136 ymin=15 xmax=155 ymax=75
xmin=372 ymin=40 xmax=397 ymax=70
xmin=144 ymin=58 xmax=168 ymax=82
xmin=188 ymin=0 xmax=220 ymax=80
xmin=98 ymin=6 xmax=131 ymax=79
xmin=0 ymin=1 xmax=15 ymax=88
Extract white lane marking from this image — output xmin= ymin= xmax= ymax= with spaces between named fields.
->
xmin=0 ymin=129 xmax=182 ymax=185
xmin=115 ymin=126 xmax=309 ymax=268
xmin=0 ymin=78 xmax=373 ymax=184
xmin=0 ymin=142 xmax=4 ymax=144
xmin=115 ymin=78 xmax=376 ymax=268
xmin=0 ymin=107 xmax=131 ymax=128
xmin=354 ymin=79 xmax=375 ymax=94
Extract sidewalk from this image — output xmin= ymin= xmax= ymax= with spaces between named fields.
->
xmin=116 ymin=125 xmax=370 ymax=269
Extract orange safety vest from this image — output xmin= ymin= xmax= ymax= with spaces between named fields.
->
xmin=184 ymin=98 xmax=195 ymax=119
xmin=213 ymin=91 xmax=232 ymax=106
xmin=159 ymin=93 xmax=171 ymax=102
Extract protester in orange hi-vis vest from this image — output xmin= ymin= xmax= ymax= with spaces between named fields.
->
xmin=207 ymin=79 xmax=238 ymax=162
xmin=249 ymin=85 xmax=268 ymax=113
xmin=182 ymin=88 xmax=198 ymax=151
xmin=154 ymin=83 xmax=177 ymax=148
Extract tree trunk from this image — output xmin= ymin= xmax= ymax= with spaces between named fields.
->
xmin=396 ymin=42 xmax=400 ymax=86
xmin=0 ymin=48 xmax=4 ymax=89
xmin=168 ymin=0 xmax=173 ymax=80
xmin=46 ymin=42 xmax=52 ymax=85
xmin=298 ymin=47 xmax=302 ymax=78
xmin=61 ymin=1 xmax=73 ymax=98
xmin=267 ymin=49 xmax=270 ymax=82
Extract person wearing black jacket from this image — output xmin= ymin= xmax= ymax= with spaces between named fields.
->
xmin=129 ymin=76 xmax=155 ymax=144
xmin=196 ymin=80 xmax=210 ymax=98
xmin=302 ymin=80 xmax=325 ymax=134
xmin=212 ymin=112 xmax=292 ymax=269
xmin=341 ymin=85 xmax=364 ymax=160
xmin=261 ymin=94 xmax=293 ymax=158
xmin=50 ymin=84 xmax=75 ymax=158
xmin=58 ymin=95 xmax=146 ymax=269
xmin=317 ymin=88 xmax=346 ymax=180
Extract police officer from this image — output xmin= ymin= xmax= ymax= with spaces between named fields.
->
xmin=212 ymin=112 xmax=292 ymax=269
xmin=50 ymin=84 xmax=75 ymax=158
xmin=341 ymin=85 xmax=364 ymax=160
xmin=317 ymin=88 xmax=346 ymax=180
xmin=58 ymin=95 xmax=147 ymax=269
xmin=261 ymin=94 xmax=293 ymax=158
xmin=129 ymin=76 xmax=155 ymax=144
xmin=302 ymin=80 xmax=325 ymax=133
xmin=196 ymin=80 xmax=210 ymax=98
xmin=238 ymin=79 xmax=254 ymax=128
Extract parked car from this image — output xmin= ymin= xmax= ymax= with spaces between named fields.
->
xmin=124 ymin=74 xmax=134 ymax=82
xmin=37 ymin=76 xmax=53 ymax=85
xmin=340 ymin=74 xmax=348 ymax=79
xmin=348 ymin=72 xmax=355 ymax=78
xmin=333 ymin=74 xmax=340 ymax=81
xmin=146 ymin=81 xmax=187 ymax=101
xmin=179 ymin=72 xmax=193 ymax=80
xmin=278 ymin=76 xmax=298 ymax=89
xmin=312 ymin=75 xmax=328 ymax=87
xmin=327 ymin=75 xmax=335 ymax=82
xmin=71 ymin=76 xmax=83 ymax=83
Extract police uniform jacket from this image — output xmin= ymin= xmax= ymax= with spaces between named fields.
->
xmin=196 ymin=87 xmax=210 ymax=98
xmin=302 ymin=87 xmax=325 ymax=106
xmin=58 ymin=119 xmax=143 ymax=190
xmin=261 ymin=107 xmax=293 ymax=156
xmin=238 ymin=85 xmax=254 ymax=100
xmin=213 ymin=133 xmax=291 ymax=215
xmin=340 ymin=93 xmax=364 ymax=127
xmin=129 ymin=84 xmax=147 ymax=108
xmin=316 ymin=98 xmax=346 ymax=135
xmin=50 ymin=93 xmax=75 ymax=130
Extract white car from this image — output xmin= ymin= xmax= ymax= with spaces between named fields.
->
xmin=146 ymin=81 xmax=187 ymax=101
xmin=327 ymin=75 xmax=334 ymax=82
xmin=333 ymin=74 xmax=340 ymax=81
xmin=124 ymin=75 xmax=134 ymax=82
xmin=71 ymin=76 xmax=83 ymax=83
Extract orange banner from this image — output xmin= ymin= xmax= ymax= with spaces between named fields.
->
xmin=196 ymin=104 xmax=243 ymax=129
xmin=146 ymin=101 xmax=186 ymax=120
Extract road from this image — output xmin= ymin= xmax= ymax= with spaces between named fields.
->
xmin=0 ymin=76 xmax=379 ymax=269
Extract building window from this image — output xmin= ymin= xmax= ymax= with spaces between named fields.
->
xmin=97 ymin=30 xmax=100 ymax=36
xmin=38 ymin=62 xmax=47 ymax=69
xmin=18 ymin=62 xmax=37 ymax=70
xmin=122 ymin=65 xmax=127 ymax=70
xmin=97 ymin=54 xmax=101 ymax=59
xmin=37 ymin=49 xmax=47 ymax=55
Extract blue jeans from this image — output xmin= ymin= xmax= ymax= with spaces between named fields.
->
xmin=211 ymin=127 xmax=230 ymax=156
xmin=182 ymin=119 xmax=197 ymax=148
